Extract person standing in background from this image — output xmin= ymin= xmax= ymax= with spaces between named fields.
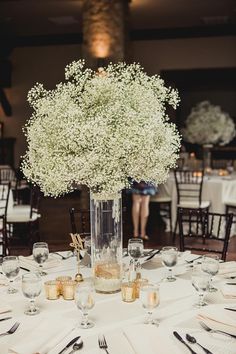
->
xmin=130 ymin=181 xmax=157 ymax=241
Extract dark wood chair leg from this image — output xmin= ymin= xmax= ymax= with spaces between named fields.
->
xmin=168 ymin=202 xmax=173 ymax=238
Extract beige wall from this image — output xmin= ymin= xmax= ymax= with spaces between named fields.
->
xmin=1 ymin=36 xmax=235 ymax=166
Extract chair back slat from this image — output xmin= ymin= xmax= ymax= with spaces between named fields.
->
xmin=178 ymin=208 xmax=233 ymax=261
xmin=174 ymin=170 xmax=204 ymax=206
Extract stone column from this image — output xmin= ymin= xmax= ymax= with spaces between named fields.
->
xmin=82 ymin=0 xmax=130 ymax=68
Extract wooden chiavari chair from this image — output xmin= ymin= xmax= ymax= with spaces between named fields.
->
xmin=178 ymin=208 xmax=233 ymax=261
xmin=173 ymin=169 xmax=210 ymax=241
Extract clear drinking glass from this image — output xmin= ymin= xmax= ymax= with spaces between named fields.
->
xmin=139 ymin=283 xmax=160 ymax=325
xmin=128 ymin=238 xmax=144 ymax=265
xmin=2 ymin=256 xmax=20 ymax=294
xmin=201 ymin=254 xmax=219 ymax=292
xmin=33 ymin=242 xmax=49 ymax=276
xmin=191 ymin=269 xmax=210 ymax=307
xmin=22 ymin=273 xmax=42 ymax=315
xmin=161 ymin=246 xmax=178 ymax=282
xmin=75 ymin=282 xmax=95 ymax=329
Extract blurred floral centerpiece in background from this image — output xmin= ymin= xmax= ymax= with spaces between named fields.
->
xmin=22 ymin=60 xmax=181 ymax=293
xmin=182 ymin=101 xmax=235 ymax=146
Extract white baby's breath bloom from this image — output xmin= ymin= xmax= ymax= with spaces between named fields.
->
xmin=182 ymin=101 xmax=235 ymax=146
xmin=22 ymin=60 xmax=181 ymax=198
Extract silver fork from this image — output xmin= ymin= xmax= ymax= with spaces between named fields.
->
xmin=199 ymin=321 xmax=236 ymax=339
xmin=0 ymin=322 xmax=20 ymax=337
xmin=98 ymin=334 xmax=109 ymax=353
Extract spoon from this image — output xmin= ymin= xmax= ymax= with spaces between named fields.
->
xmin=68 ymin=337 xmax=83 ymax=353
xmin=186 ymin=334 xmax=213 ymax=354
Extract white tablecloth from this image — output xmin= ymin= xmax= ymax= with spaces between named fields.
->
xmin=0 ymin=252 xmax=236 ymax=354
xmin=158 ymin=173 xmax=236 ymax=234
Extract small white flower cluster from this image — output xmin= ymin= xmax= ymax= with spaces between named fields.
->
xmin=182 ymin=101 xmax=235 ymax=146
xmin=22 ymin=60 xmax=181 ymax=198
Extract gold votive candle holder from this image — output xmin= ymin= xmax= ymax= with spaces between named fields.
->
xmin=121 ymin=281 xmax=136 ymax=302
xmin=55 ymin=276 xmax=72 ymax=294
xmin=134 ymin=278 xmax=149 ymax=298
xmin=61 ymin=280 xmax=77 ymax=300
xmin=44 ymin=280 xmax=60 ymax=300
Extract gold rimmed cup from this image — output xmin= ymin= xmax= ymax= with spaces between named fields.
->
xmin=44 ymin=280 xmax=60 ymax=300
xmin=61 ymin=280 xmax=77 ymax=300
xmin=56 ymin=276 xmax=72 ymax=294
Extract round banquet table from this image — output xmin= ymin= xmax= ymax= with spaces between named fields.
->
xmin=158 ymin=173 xmax=236 ymax=235
xmin=0 ymin=252 xmax=236 ymax=354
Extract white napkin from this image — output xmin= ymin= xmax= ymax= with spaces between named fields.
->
xmin=78 ymin=330 xmax=135 ymax=354
xmin=221 ymin=284 xmax=236 ymax=299
xmin=124 ymin=324 xmax=182 ymax=354
xmin=19 ymin=255 xmax=61 ymax=271
xmin=0 ymin=304 xmax=12 ymax=314
xmin=218 ymin=261 xmax=236 ymax=277
xmin=10 ymin=320 xmax=72 ymax=354
xmin=197 ymin=304 xmax=236 ymax=336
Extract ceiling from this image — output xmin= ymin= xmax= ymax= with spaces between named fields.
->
xmin=0 ymin=0 xmax=235 ymax=37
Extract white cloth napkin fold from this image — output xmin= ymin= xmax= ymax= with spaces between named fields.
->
xmin=0 ymin=304 xmax=12 ymax=314
xmin=19 ymin=255 xmax=61 ymax=271
xmin=197 ymin=304 xmax=236 ymax=336
xmin=10 ymin=320 xmax=72 ymax=354
xmin=221 ymin=284 xmax=236 ymax=299
xmin=123 ymin=324 xmax=182 ymax=354
xmin=218 ymin=261 xmax=236 ymax=277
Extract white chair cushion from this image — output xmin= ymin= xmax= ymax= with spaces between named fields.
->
xmin=150 ymin=195 xmax=172 ymax=203
xmin=7 ymin=211 xmax=40 ymax=223
xmin=225 ymin=200 xmax=236 ymax=208
xmin=177 ymin=200 xmax=210 ymax=209
xmin=10 ymin=205 xmax=31 ymax=214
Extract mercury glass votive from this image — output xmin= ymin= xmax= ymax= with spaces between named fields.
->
xmin=121 ymin=281 xmax=136 ymax=302
xmin=61 ymin=280 xmax=77 ymax=300
xmin=56 ymin=276 xmax=72 ymax=294
xmin=44 ymin=280 xmax=60 ymax=300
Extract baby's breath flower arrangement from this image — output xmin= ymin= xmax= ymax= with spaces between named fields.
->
xmin=182 ymin=101 xmax=235 ymax=146
xmin=22 ymin=60 xmax=181 ymax=199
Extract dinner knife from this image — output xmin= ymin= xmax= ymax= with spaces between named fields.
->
xmin=58 ymin=336 xmax=81 ymax=354
xmin=0 ymin=317 xmax=12 ymax=322
xmin=173 ymin=331 xmax=197 ymax=354
xmin=20 ymin=266 xmax=30 ymax=272
xmin=145 ymin=249 xmax=160 ymax=261
xmin=224 ymin=307 xmax=236 ymax=312
xmin=226 ymin=283 xmax=236 ymax=285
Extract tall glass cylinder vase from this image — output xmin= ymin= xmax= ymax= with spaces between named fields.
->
xmin=90 ymin=193 xmax=122 ymax=294
xmin=202 ymin=144 xmax=213 ymax=172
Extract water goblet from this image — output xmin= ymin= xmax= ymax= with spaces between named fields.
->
xmin=33 ymin=242 xmax=49 ymax=276
xmin=128 ymin=238 xmax=144 ymax=266
xmin=201 ymin=254 xmax=219 ymax=292
xmin=191 ymin=268 xmax=210 ymax=308
xmin=74 ymin=282 xmax=95 ymax=329
xmin=2 ymin=256 xmax=20 ymax=294
xmin=139 ymin=283 xmax=160 ymax=325
xmin=161 ymin=246 xmax=178 ymax=282
xmin=22 ymin=273 xmax=42 ymax=315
